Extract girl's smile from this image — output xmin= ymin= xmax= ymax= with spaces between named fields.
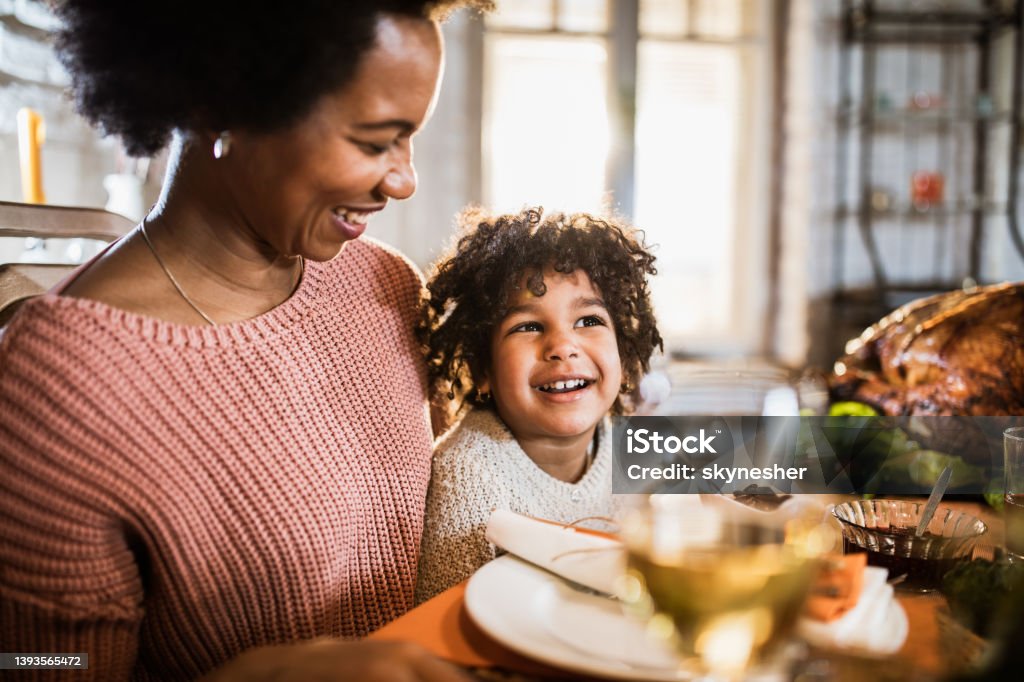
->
xmin=534 ymin=376 xmax=594 ymax=396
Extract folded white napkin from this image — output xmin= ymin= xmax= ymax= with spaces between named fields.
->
xmin=484 ymin=509 xmax=625 ymax=595
xmin=797 ymin=566 xmax=907 ymax=654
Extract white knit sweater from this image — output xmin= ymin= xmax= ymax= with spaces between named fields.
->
xmin=415 ymin=408 xmax=614 ymax=603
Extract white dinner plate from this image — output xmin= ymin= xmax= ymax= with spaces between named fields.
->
xmin=464 ymin=554 xmax=682 ymax=680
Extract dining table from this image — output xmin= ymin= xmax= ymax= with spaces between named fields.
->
xmin=371 ymin=499 xmax=1005 ymax=681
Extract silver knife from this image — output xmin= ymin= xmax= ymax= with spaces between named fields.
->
xmin=915 ymin=465 xmax=953 ymax=537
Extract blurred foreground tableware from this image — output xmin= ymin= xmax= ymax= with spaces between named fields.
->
xmin=377 ymin=500 xmax=1011 ymax=681
xmin=662 ymin=363 xmax=799 ymax=417
xmin=832 ymin=499 xmax=986 ymax=591
xmin=701 ymin=492 xmax=829 ymax=526
xmin=619 ymin=495 xmax=833 ymax=680
xmin=1005 ymin=427 xmax=1024 ymax=561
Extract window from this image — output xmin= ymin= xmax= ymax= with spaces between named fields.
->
xmin=482 ymin=0 xmax=774 ymax=355
xmin=484 ymin=35 xmax=610 ymax=213
xmin=482 ymin=1 xmax=611 ymax=213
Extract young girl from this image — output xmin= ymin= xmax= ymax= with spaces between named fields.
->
xmin=415 ymin=207 xmax=662 ymax=602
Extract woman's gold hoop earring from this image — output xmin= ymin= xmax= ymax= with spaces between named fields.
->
xmin=213 ymin=131 xmax=232 ymax=159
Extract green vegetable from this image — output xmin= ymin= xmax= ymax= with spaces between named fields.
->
xmin=908 ymin=450 xmax=986 ymax=488
xmin=942 ymin=560 xmax=1024 ymax=638
xmin=814 ymin=401 xmax=999 ymax=507
xmin=984 ymin=491 xmax=1005 ymax=511
xmin=827 ymin=401 xmax=879 ymax=417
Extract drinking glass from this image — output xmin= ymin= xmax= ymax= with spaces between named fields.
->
xmin=663 ymin=365 xmax=799 ymax=417
xmin=1005 ymin=427 xmax=1024 ymax=562
xmin=619 ymin=496 xmax=831 ymax=680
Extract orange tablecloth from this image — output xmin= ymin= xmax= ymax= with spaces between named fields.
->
xmin=369 ymin=580 xmax=571 ymax=677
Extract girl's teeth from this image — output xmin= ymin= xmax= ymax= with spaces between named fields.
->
xmin=540 ymin=379 xmax=587 ymax=392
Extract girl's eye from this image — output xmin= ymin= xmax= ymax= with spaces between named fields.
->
xmin=576 ymin=315 xmax=606 ymax=328
xmin=510 ymin=321 xmax=542 ymax=333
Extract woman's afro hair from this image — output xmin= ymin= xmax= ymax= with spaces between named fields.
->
xmin=52 ymin=0 xmax=493 ymax=156
xmin=421 ymin=207 xmax=663 ymax=415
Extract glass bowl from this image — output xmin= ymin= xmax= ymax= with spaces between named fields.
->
xmin=831 ymin=499 xmax=987 ymax=592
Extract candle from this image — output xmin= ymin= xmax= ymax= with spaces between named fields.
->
xmin=16 ymin=108 xmax=46 ymax=204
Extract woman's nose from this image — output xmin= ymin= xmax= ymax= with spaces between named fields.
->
xmin=379 ymin=151 xmax=417 ymax=200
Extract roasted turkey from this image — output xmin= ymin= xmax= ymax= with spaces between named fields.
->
xmin=829 ymin=283 xmax=1024 ymax=463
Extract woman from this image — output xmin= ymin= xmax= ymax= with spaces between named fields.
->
xmin=0 ymin=2 xmax=490 ymax=680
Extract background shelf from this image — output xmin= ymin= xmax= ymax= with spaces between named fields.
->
xmin=824 ymin=0 xmax=1024 ymax=361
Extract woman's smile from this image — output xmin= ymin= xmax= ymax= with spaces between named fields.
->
xmin=329 ymin=205 xmax=385 ymax=240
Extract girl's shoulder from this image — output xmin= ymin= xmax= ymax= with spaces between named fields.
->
xmin=434 ymin=408 xmax=515 ymax=457
xmin=430 ymin=409 xmax=527 ymax=485
xmin=426 ymin=409 xmax=518 ymax=510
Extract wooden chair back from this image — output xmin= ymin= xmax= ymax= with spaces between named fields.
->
xmin=0 ymin=201 xmax=134 ymax=328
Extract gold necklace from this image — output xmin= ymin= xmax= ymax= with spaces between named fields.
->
xmin=139 ymin=220 xmax=303 ymax=326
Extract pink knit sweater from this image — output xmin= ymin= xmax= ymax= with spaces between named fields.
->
xmin=0 ymin=238 xmax=434 ymax=681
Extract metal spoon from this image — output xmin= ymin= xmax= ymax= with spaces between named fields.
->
xmin=915 ymin=465 xmax=953 ymax=537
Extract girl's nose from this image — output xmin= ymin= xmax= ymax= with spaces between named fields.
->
xmin=545 ymin=331 xmax=580 ymax=361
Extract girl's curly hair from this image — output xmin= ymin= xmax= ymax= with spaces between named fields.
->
xmin=421 ymin=207 xmax=663 ymax=416
xmin=52 ymin=0 xmax=493 ymax=156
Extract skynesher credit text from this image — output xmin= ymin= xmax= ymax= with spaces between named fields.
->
xmin=625 ymin=463 xmax=808 ymax=482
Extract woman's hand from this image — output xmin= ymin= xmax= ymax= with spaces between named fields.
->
xmin=203 ymin=639 xmax=474 ymax=682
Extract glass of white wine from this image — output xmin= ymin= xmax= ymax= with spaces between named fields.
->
xmin=619 ymin=496 xmax=832 ymax=680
